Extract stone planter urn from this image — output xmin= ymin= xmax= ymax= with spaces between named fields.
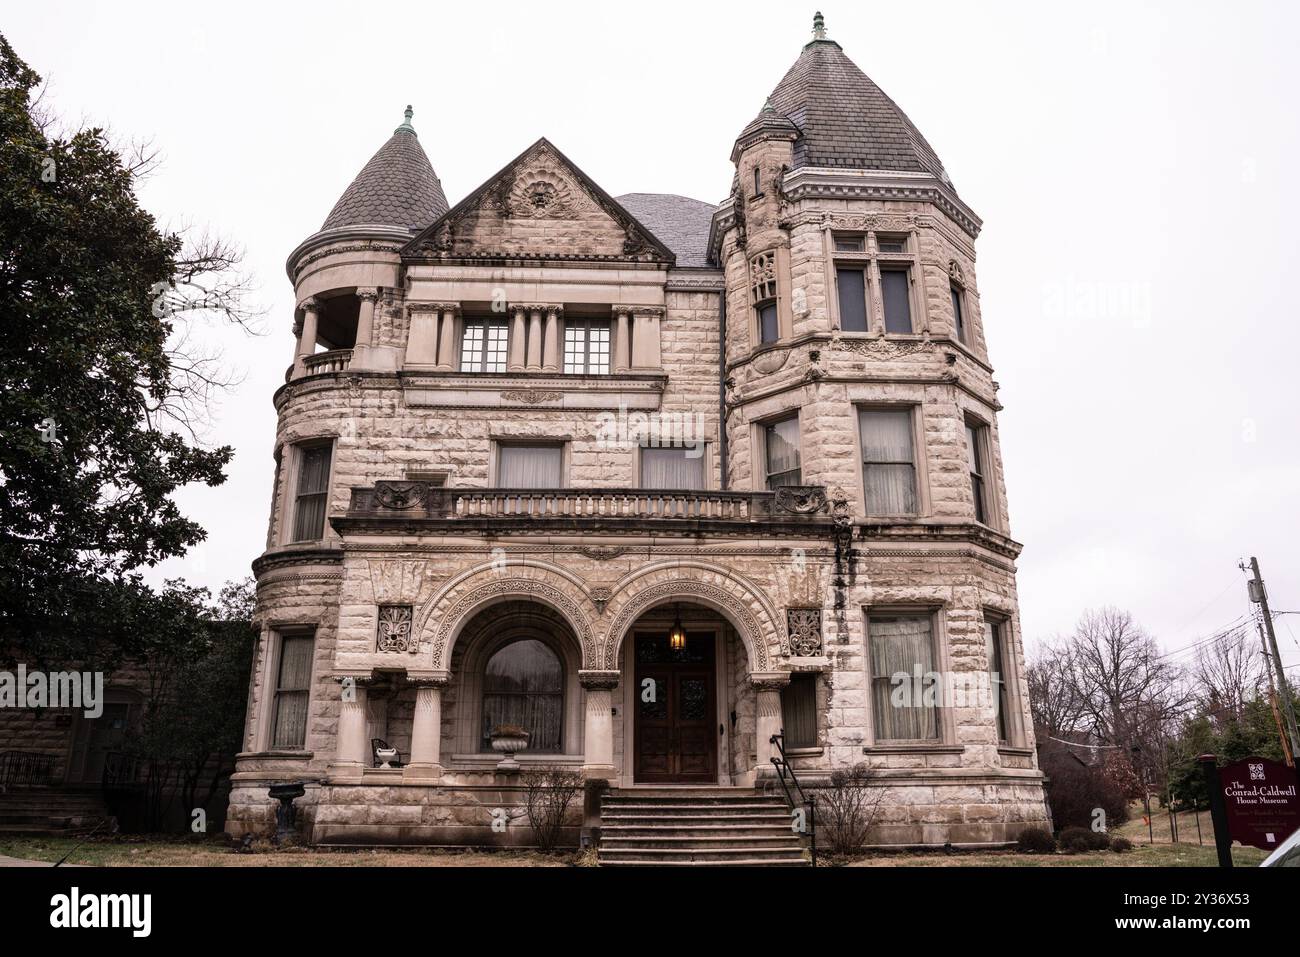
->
xmin=489 ymin=725 xmax=530 ymax=772
xmin=375 ymin=747 xmax=399 ymax=769
xmin=267 ymin=781 xmax=306 ymax=845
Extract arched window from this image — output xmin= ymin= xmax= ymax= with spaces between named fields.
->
xmin=481 ymin=639 xmax=563 ymax=753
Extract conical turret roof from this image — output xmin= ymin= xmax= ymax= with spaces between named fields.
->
xmin=753 ymin=14 xmax=954 ymax=188
xmin=321 ymin=106 xmax=450 ymax=231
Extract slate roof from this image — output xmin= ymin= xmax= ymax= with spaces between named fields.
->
xmin=761 ymin=37 xmax=954 ymax=188
xmin=321 ymin=109 xmax=450 ymax=231
xmin=615 ymin=193 xmax=717 ymax=269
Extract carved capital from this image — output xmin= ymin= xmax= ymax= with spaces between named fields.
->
xmin=407 ymin=673 xmax=451 ymax=689
xmin=578 ymin=670 xmax=621 ymax=691
xmin=356 ymin=286 xmax=380 ymax=303
xmin=299 ymin=296 xmax=321 ymax=314
xmin=749 ymin=671 xmax=791 ymax=691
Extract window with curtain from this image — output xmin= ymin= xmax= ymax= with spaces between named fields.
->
xmin=291 ymin=444 xmax=331 ymax=542
xmin=563 ymin=320 xmax=611 ymax=374
xmin=985 ymin=618 xmax=1010 ymax=744
xmin=859 ymin=409 xmax=917 ymax=515
xmin=869 ymin=615 xmax=938 ymax=741
xmin=836 ymin=267 xmax=868 ymax=332
xmin=966 ymin=421 xmax=988 ymax=524
xmin=951 ymin=284 xmax=966 ymax=343
xmin=481 ymin=639 xmax=563 ymax=753
xmin=764 ymin=416 xmax=802 ymax=488
xmin=880 ymin=267 xmax=912 ymax=334
xmin=498 ymin=444 xmax=563 ymax=488
xmin=640 ymin=446 xmax=705 ymax=489
xmin=781 ymin=673 xmax=818 ymax=748
xmin=460 ymin=318 xmax=508 ymax=372
xmin=272 ymin=634 xmax=314 ymax=749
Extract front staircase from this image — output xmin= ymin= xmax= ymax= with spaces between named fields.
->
xmin=597 ymin=787 xmax=809 ymax=866
xmin=0 ymin=788 xmax=114 ymax=835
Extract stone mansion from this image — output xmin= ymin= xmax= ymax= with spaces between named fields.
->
xmin=227 ymin=14 xmax=1049 ymax=858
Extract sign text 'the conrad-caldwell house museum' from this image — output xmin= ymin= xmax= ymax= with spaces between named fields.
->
xmin=227 ymin=15 xmax=1049 ymax=860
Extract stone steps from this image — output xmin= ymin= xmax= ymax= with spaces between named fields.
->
xmin=597 ymin=788 xmax=809 ymax=867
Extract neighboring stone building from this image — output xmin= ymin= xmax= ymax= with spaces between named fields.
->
xmin=227 ymin=14 xmax=1048 ymax=857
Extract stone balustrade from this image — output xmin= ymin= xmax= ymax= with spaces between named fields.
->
xmin=345 ymin=482 xmax=836 ymax=526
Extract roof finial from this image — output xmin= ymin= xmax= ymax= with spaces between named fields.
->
xmin=395 ymin=104 xmax=416 ymax=134
xmin=812 ymin=11 xmax=827 ymax=40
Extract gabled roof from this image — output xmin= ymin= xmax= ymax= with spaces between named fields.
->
xmin=754 ymin=15 xmax=955 ymax=189
xmin=401 ymin=138 xmax=676 ymax=265
xmin=615 ymin=193 xmax=717 ymax=269
xmin=321 ymin=106 xmax=449 ymax=231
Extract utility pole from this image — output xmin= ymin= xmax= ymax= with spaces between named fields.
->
xmin=1246 ymin=556 xmax=1300 ymax=761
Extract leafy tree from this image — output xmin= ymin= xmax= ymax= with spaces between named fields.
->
xmin=120 ymin=577 xmax=255 ymax=832
xmin=0 ymin=33 xmax=253 ymax=667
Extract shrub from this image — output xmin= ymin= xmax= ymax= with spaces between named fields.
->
xmin=818 ymin=763 xmax=887 ymax=856
xmin=1110 ymin=836 xmax=1134 ymax=853
xmin=1037 ymin=738 xmax=1133 ymax=832
xmin=1059 ymin=825 xmax=1110 ymax=853
xmin=519 ymin=765 xmax=583 ymax=852
xmin=1016 ymin=826 xmax=1056 ymax=854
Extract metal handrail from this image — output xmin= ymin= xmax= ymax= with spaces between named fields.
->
xmin=0 ymin=750 xmax=56 ymax=791
xmin=770 ymin=730 xmax=817 ymax=867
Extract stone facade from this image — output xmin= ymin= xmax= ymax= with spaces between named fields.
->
xmin=228 ymin=18 xmax=1047 ymax=849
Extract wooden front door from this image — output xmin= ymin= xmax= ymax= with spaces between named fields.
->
xmin=633 ymin=632 xmax=717 ymax=783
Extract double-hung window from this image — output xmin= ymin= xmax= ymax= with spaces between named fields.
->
xmin=271 ymin=633 xmax=315 ymax=750
xmin=290 ymin=443 xmax=331 ymax=542
xmin=858 ymin=409 xmax=918 ymax=516
xmin=868 ymin=613 xmax=938 ymax=741
xmin=498 ymin=444 xmax=564 ymax=488
xmin=763 ymin=416 xmax=802 ymax=488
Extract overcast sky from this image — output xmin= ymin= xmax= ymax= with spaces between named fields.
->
xmin=8 ymin=1 xmax=1299 ymax=671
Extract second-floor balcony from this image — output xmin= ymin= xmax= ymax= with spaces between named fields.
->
xmin=336 ymin=482 xmax=838 ymax=537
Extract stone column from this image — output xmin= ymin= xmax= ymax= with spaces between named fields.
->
xmin=751 ymin=672 xmax=790 ymax=781
xmin=332 ymin=676 xmax=371 ymax=774
xmin=508 ymin=305 xmax=527 ymax=371
xmin=293 ymin=297 xmax=320 ymax=378
xmin=437 ymin=304 xmax=458 ymax=371
xmin=404 ymin=303 xmax=441 ymax=366
xmin=405 ymin=675 xmax=450 ymax=781
xmin=526 ymin=306 xmax=543 ymax=371
xmin=355 ymin=286 xmax=378 ymax=348
xmin=579 ymin=670 xmax=620 ymax=781
xmin=630 ymin=307 xmax=662 ymax=370
xmin=542 ymin=305 xmax=561 ymax=372
xmin=612 ymin=307 xmax=631 ymax=373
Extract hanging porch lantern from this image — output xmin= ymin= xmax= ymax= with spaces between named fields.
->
xmin=668 ymin=605 xmax=687 ymax=652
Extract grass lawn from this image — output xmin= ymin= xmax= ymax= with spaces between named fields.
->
xmin=0 ymin=835 xmax=575 ymax=867
xmin=849 ymin=801 xmax=1268 ymax=867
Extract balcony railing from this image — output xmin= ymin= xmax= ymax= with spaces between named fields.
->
xmin=302 ymin=348 xmax=353 ymax=376
xmin=346 ymin=483 xmax=835 ymax=525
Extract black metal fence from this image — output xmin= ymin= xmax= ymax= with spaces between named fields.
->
xmin=0 ymin=750 xmax=56 ymax=790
